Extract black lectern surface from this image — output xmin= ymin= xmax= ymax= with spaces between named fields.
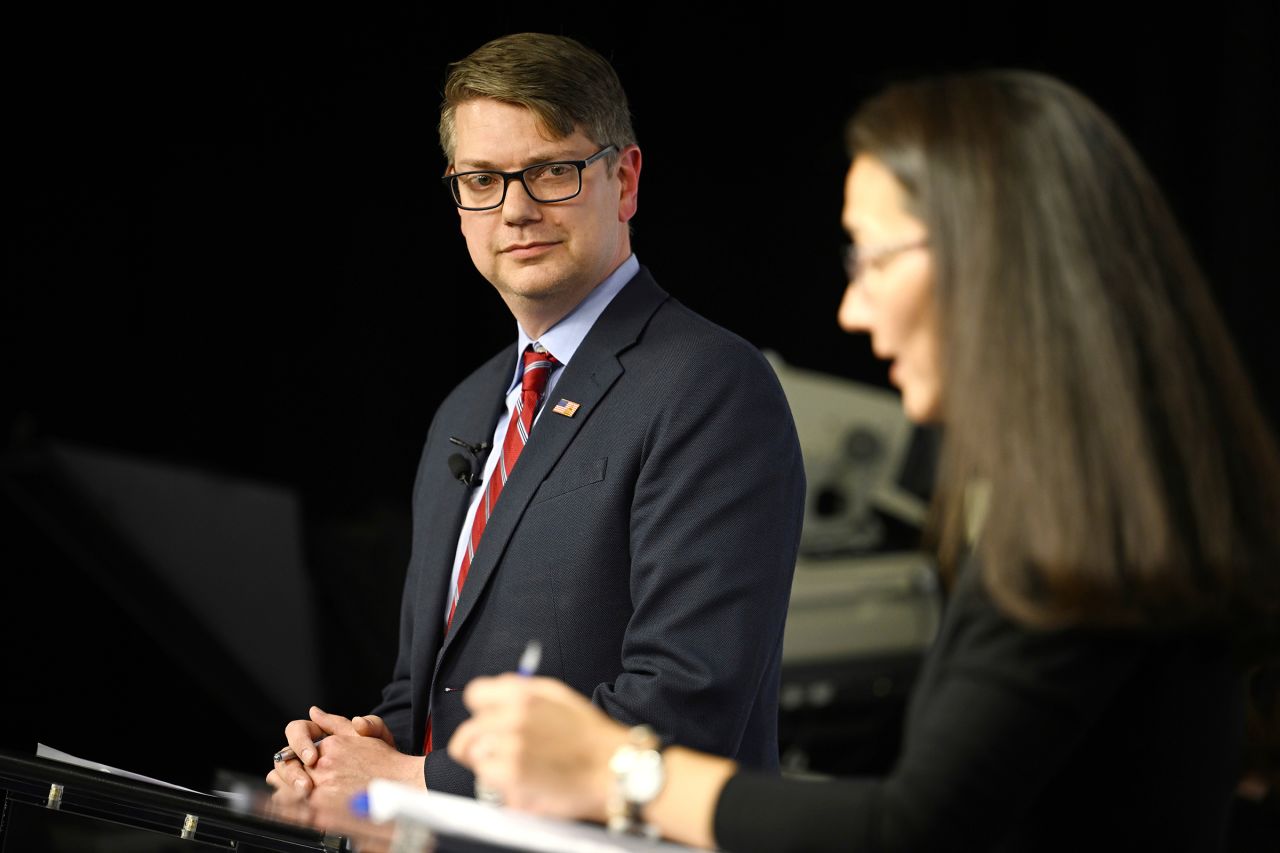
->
xmin=0 ymin=749 xmax=351 ymax=851
xmin=0 ymin=750 xmax=569 ymax=852
xmin=0 ymin=748 xmax=665 ymax=853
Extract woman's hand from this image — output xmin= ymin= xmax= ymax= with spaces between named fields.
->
xmin=448 ymin=674 xmax=628 ymax=820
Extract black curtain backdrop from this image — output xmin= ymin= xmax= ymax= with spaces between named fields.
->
xmin=4 ymin=4 xmax=1278 ymax=791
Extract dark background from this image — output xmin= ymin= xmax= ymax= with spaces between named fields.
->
xmin=3 ymin=2 xmax=1277 ymax=798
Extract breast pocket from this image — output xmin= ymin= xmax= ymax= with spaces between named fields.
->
xmin=530 ymin=457 xmax=607 ymax=506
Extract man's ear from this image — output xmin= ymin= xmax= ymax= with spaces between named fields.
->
xmin=615 ymin=145 xmax=642 ymax=223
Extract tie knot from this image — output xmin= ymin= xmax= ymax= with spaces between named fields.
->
xmin=521 ymin=346 xmax=558 ymax=395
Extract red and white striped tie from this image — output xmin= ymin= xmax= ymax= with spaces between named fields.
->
xmin=426 ymin=344 xmax=557 ymax=753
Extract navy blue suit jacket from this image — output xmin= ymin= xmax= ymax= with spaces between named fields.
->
xmin=370 ymin=268 xmax=807 ymax=794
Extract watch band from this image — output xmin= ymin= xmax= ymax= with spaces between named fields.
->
xmin=606 ymin=724 xmax=665 ymax=840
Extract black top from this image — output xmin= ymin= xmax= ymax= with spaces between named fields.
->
xmin=715 ymin=560 xmax=1244 ymax=852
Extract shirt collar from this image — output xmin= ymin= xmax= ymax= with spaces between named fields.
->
xmin=507 ymin=254 xmax=639 ymax=393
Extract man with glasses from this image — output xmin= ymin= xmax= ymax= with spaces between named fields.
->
xmin=267 ymin=32 xmax=806 ymax=804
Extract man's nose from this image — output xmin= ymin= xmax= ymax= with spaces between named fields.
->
xmin=501 ymin=177 xmax=543 ymax=224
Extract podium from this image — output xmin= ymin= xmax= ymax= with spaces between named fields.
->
xmin=0 ymin=749 xmax=352 ymax=851
xmin=0 ymin=749 xmax=626 ymax=852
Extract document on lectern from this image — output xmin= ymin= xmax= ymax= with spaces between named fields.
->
xmin=35 ymin=742 xmax=207 ymax=796
xmin=364 ymin=778 xmax=702 ymax=853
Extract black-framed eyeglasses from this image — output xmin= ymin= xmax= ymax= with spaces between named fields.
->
xmin=443 ymin=145 xmax=617 ymax=211
xmin=844 ymin=237 xmax=929 ymax=281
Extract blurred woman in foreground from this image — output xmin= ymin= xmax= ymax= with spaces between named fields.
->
xmin=447 ymin=70 xmax=1280 ymax=852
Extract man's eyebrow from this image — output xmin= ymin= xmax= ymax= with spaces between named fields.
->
xmin=454 ymin=151 xmax=579 ymax=171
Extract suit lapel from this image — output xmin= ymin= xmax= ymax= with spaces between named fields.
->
xmin=437 ymin=269 xmax=670 ymax=657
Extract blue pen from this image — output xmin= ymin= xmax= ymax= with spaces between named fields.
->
xmin=517 ymin=640 xmax=541 ymax=676
xmin=355 ymin=643 xmax=547 ymax=816
xmin=471 ymin=640 xmax=543 ymax=804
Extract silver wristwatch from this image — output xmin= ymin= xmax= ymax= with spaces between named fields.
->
xmin=606 ymin=724 xmax=666 ymax=839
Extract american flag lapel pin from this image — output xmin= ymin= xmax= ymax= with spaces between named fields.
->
xmin=551 ymin=398 xmax=581 ymax=417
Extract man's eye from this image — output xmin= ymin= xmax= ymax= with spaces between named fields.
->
xmin=463 ymin=174 xmax=497 ymax=188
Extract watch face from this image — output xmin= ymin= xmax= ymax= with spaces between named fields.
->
xmin=623 ymin=749 xmax=665 ymax=802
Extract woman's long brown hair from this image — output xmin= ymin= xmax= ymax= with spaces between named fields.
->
xmin=848 ymin=70 xmax=1280 ymax=649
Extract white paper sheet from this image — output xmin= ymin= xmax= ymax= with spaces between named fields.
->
xmin=36 ymin=743 xmax=208 ymax=796
xmin=365 ymin=778 xmax=701 ymax=853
